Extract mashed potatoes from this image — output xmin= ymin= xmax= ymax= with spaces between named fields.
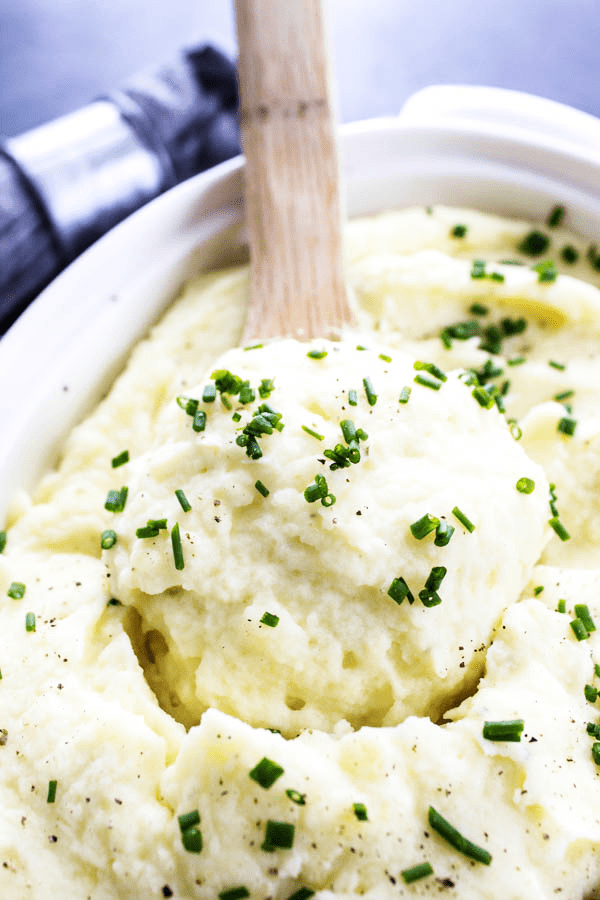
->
xmin=1 ymin=206 xmax=600 ymax=898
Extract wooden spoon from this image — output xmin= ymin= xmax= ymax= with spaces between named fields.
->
xmin=234 ymin=0 xmax=355 ymax=342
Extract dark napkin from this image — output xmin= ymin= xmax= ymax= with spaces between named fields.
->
xmin=0 ymin=44 xmax=240 ymax=335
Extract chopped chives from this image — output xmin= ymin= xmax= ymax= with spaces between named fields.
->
xmin=232 ymin=412 xmax=242 ymax=423
xmin=414 ymin=374 xmax=441 ymax=391
xmin=218 ymin=888 xmax=250 ymax=900
xmin=287 ymin=889 xmax=315 ymax=900
xmin=592 ymin=743 xmax=600 ymax=766
xmin=220 ymin=394 xmax=232 ymax=410
xmin=419 ymin=566 xmax=446 ymax=608
xmin=202 ymin=383 xmax=217 ymax=403
xmin=47 ymin=780 xmax=57 ymax=803
xmin=107 ymin=598 xmax=122 ymax=607
xmin=178 ymin=809 xmax=200 ymax=831
xmin=516 ymin=477 xmax=535 ymax=494
xmin=587 ymin=722 xmax=600 ymax=739
xmin=533 ymin=260 xmax=558 ymax=283
xmin=181 ymin=826 xmax=202 ymax=853
xmin=575 ymin=604 xmax=596 ymax=633
xmin=410 ymin=513 xmax=440 ymax=540
xmin=348 ymin=389 xmax=358 ymax=406
xmin=100 ymin=529 xmax=117 ymax=549
xmin=255 ymin=480 xmax=270 ymax=498
xmin=258 ymin=378 xmax=275 ymax=398
xmin=7 ymin=581 xmax=25 ymax=599
xmin=585 ymin=684 xmax=598 ymax=703
xmin=244 ymin=343 xmax=263 ymax=351
xmin=558 ymin=415 xmax=577 ymax=436
xmin=549 ymin=517 xmax=570 ymax=541
xmin=0 ymin=530 xmax=6 ymax=553
xmin=469 ymin=303 xmax=488 ymax=316
xmin=379 ymin=353 xmax=392 ymax=363
xmin=507 ymin=356 xmax=526 ymax=367
xmin=171 ymin=523 xmax=185 ymax=570
xmin=261 ymin=820 xmax=295 ymax=851
xmin=533 ymin=585 xmax=544 ymax=596
xmin=111 ymin=450 xmax=129 ymax=468
xmin=352 ymin=802 xmax=368 ymax=821
xmin=549 ymin=360 xmax=566 ymax=371
xmin=25 ymin=612 xmax=36 ymax=632
xmin=387 ymin=576 xmax=415 ymax=606
xmin=554 ymin=390 xmax=574 ymax=402
xmin=428 ymin=806 xmax=491 ymax=865
xmin=304 ymin=474 xmax=335 ymax=507
xmin=239 ymin=383 xmax=255 ymax=405
xmin=414 ymin=361 xmax=447 ymax=382
xmin=472 ymin=386 xmax=495 ymax=409
xmin=557 ymin=599 xmax=566 ymax=613
xmin=249 ymin=757 xmax=284 ymax=789
xmin=399 ymin=386 xmax=411 ymax=404
xmin=260 ymin=611 xmax=279 ymax=627
xmin=452 ymin=507 xmax=475 ymax=532
xmin=363 ymin=377 xmax=377 ymax=406
xmin=104 ymin=486 xmax=128 ymax=513
xmin=489 ymin=271 xmax=505 ymax=283
xmin=434 ymin=520 xmax=455 ymax=547
xmin=470 ymin=259 xmax=487 ymax=279
xmin=595 ymin=663 xmax=600 ymax=678
xmin=518 ymin=230 xmax=549 ymax=256
xmin=192 ymin=409 xmax=207 ymax=432
xmin=401 ymin=862 xmax=434 ymax=884
xmin=302 ymin=425 xmax=324 ymax=441
xmin=286 ymin=789 xmax=306 ymax=805
xmin=482 ymin=719 xmax=524 ymax=742
xmin=561 ymin=245 xmax=579 ymax=264
xmin=175 ymin=489 xmax=191 ymax=512
xmin=547 ymin=204 xmax=565 ymax=227
xmin=451 ymin=223 xmax=467 ymax=238
xmin=307 ymin=349 xmax=327 ymax=359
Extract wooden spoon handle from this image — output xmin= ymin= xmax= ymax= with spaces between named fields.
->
xmin=234 ymin=0 xmax=354 ymax=341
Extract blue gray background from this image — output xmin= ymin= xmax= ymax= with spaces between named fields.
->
xmin=1 ymin=0 xmax=599 ymax=138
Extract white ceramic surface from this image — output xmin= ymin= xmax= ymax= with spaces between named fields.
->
xmin=2 ymin=88 xmax=600 ymax=523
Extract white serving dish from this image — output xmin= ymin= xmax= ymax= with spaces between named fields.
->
xmin=2 ymin=86 xmax=600 ymax=523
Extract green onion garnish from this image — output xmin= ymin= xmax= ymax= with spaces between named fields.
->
xmin=592 ymin=744 xmax=600 ymax=766
xmin=419 ymin=566 xmax=447 ymax=607
xmin=192 ymin=409 xmax=207 ymax=432
xmin=104 ymin=486 xmax=128 ymax=513
xmin=259 ymin=378 xmax=275 ymax=398
xmin=398 ymin=386 xmax=411 ymax=404
xmin=518 ymin=230 xmax=550 ymax=256
xmin=470 ymin=259 xmax=487 ymax=279
xmin=307 ymin=349 xmax=327 ymax=359
xmin=558 ymin=415 xmax=577 ymax=437
xmin=181 ymin=826 xmax=202 ymax=853
xmin=516 ymin=477 xmax=535 ymax=494
xmin=547 ymin=205 xmax=565 ymax=228
xmin=557 ymin=599 xmax=566 ymax=613
xmin=285 ymin=789 xmax=306 ymax=805
xmin=414 ymin=361 xmax=447 ymax=382
xmin=561 ymin=245 xmax=579 ymax=264
xmin=587 ymin=723 xmax=600 ymax=739
xmin=304 ymin=474 xmax=335 ymax=507
xmin=452 ymin=507 xmax=475 ymax=532
xmin=533 ymin=585 xmax=544 ymax=596
xmin=571 ymin=618 xmax=589 ymax=641
xmin=533 ymin=260 xmax=558 ymax=283
xmin=451 ymin=224 xmax=467 ymax=238
xmin=202 ymin=383 xmax=217 ymax=403
xmin=549 ymin=517 xmax=570 ymax=541
xmin=482 ymin=719 xmax=524 ymax=742
xmin=348 ymin=389 xmax=358 ymax=406
xmin=111 ymin=450 xmax=129 ymax=468
xmin=171 ymin=523 xmax=184 ymax=570
xmin=585 ymin=684 xmax=598 ymax=703
xmin=244 ymin=343 xmax=263 ymax=351
xmin=549 ymin=360 xmax=566 ymax=371
xmin=249 ymin=757 xmax=284 ymax=789
xmin=363 ymin=377 xmax=377 ymax=406
xmin=472 ymin=386 xmax=495 ymax=409
xmin=107 ymin=598 xmax=122 ymax=607
xmin=218 ymin=888 xmax=250 ymax=900
xmin=302 ymin=425 xmax=324 ymax=441
xmin=255 ymin=480 xmax=270 ymax=498
xmin=428 ymin=806 xmax=491 ymax=865
xmin=175 ymin=489 xmax=191 ymax=512
xmin=554 ymin=390 xmax=574 ymax=402
xmin=575 ymin=604 xmax=596 ymax=633
xmin=387 ymin=576 xmax=415 ymax=606
xmin=25 ymin=612 xmax=36 ymax=633
xmin=410 ymin=513 xmax=440 ymax=540
xmin=260 ymin=611 xmax=279 ymax=627
xmin=261 ymin=820 xmax=295 ymax=851
xmin=469 ymin=303 xmax=488 ymax=316
xmin=178 ymin=809 xmax=200 ymax=832
xmin=379 ymin=353 xmax=392 ymax=363
xmin=101 ymin=529 xmax=117 ymax=549
xmin=286 ymin=889 xmax=315 ymax=900
xmin=0 ymin=531 xmax=6 ymax=553
xmin=7 ymin=582 xmax=25 ymax=599
xmin=47 ymin=780 xmax=57 ymax=803
xmin=434 ymin=520 xmax=454 ymax=547
xmin=507 ymin=356 xmax=526 ymax=367
xmin=401 ymin=863 xmax=434 ymax=884
xmin=414 ymin=374 xmax=441 ymax=391
xmin=352 ymin=802 xmax=368 ymax=821
xmin=239 ymin=383 xmax=255 ymax=405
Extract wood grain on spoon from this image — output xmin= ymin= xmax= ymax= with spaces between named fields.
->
xmin=234 ymin=0 xmax=354 ymax=342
